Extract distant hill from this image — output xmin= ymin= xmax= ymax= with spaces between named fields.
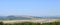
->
xmin=0 ymin=15 xmax=34 ymax=20
xmin=0 ymin=15 xmax=60 ymax=20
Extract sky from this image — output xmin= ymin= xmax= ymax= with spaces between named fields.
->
xmin=0 ymin=0 xmax=60 ymax=16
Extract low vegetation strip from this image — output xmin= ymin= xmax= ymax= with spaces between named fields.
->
xmin=0 ymin=22 xmax=60 ymax=25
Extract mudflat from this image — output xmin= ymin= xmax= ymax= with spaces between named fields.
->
xmin=0 ymin=19 xmax=60 ymax=23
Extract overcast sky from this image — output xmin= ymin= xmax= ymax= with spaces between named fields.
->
xmin=0 ymin=0 xmax=60 ymax=16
